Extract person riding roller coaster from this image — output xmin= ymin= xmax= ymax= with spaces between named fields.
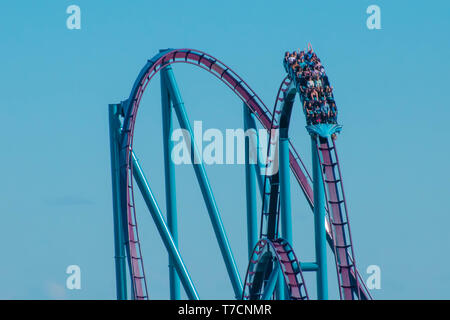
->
xmin=284 ymin=45 xmax=337 ymax=126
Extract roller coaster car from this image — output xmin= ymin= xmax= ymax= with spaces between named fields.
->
xmin=283 ymin=53 xmax=340 ymax=128
xmin=283 ymin=60 xmax=290 ymax=74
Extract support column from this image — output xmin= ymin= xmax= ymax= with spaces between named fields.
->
xmin=244 ymin=106 xmax=265 ymax=196
xmin=161 ymin=68 xmax=180 ymax=300
xmin=132 ymin=152 xmax=199 ymax=300
xmin=276 ymin=129 xmax=292 ymax=300
xmin=261 ymin=262 xmax=280 ymax=300
xmin=276 ymin=271 xmax=286 ymax=300
xmin=275 ymin=128 xmax=292 ymax=300
xmin=312 ymin=135 xmax=328 ymax=300
xmin=279 ymin=129 xmax=292 ymax=243
xmin=243 ymin=104 xmax=258 ymax=258
xmin=163 ymin=66 xmax=243 ymax=298
xmin=108 ymin=103 xmax=128 ymax=300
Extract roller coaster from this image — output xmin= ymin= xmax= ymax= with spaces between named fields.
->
xmin=108 ymin=47 xmax=372 ymax=300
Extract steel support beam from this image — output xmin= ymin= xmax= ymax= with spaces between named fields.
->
xmin=262 ymin=263 xmax=280 ymax=300
xmin=131 ymin=152 xmax=199 ymax=300
xmin=161 ymin=68 xmax=180 ymax=300
xmin=277 ymin=129 xmax=292 ymax=300
xmin=163 ymin=66 xmax=243 ymax=298
xmin=312 ymin=136 xmax=328 ymax=300
xmin=276 ymin=272 xmax=286 ymax=300
xmin=108 ymin=103 xmax=128 ymax=300
xmin=301 ymin=262 xmax=319 ymax=272
xmin=243 ymin=105 xmax=265 ymax=196
xmin=279 ymin=130 xmax=292 ymax=243
xmin=243 ymin=104 xmax=258 ymax=258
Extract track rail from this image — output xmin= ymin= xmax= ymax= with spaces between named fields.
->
xmin=242 ymin=239 xmax=308 ymax=300
xmin=260 ymin=77 xmax=293 ymax=239
xmin=318 ymin=138 xmax=372 ymax=299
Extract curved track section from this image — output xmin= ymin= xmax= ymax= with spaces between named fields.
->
xmin=242 ymin=239 xmax=308 ymax=300
xmin=260 ymin=77 xmax=291 ymax=239
xmin=119 ymin=48 xmax=314 ymax=299
xmin=260 ymin=79 xmax=303 ymax=239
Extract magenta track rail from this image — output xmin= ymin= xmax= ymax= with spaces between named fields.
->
xmin=317 ymin=138 xmax=372 ymax=299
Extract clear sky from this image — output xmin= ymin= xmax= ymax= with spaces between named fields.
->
xmin=0 ymin=0 xmax=449 ymax=299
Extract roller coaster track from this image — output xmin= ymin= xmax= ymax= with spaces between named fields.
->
xmin=317 ymin=138 xmax=366 ymax=299
xmin=284 ymin=55 xmax=372 ymax=299
xmin=114 ymin=48 xmax=371 ymax=300
xmin=242 ymin=239 xmax=308 ymax=300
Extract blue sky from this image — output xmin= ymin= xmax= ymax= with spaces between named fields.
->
xmin=0 ymin=0 xmax=449 ymax=299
